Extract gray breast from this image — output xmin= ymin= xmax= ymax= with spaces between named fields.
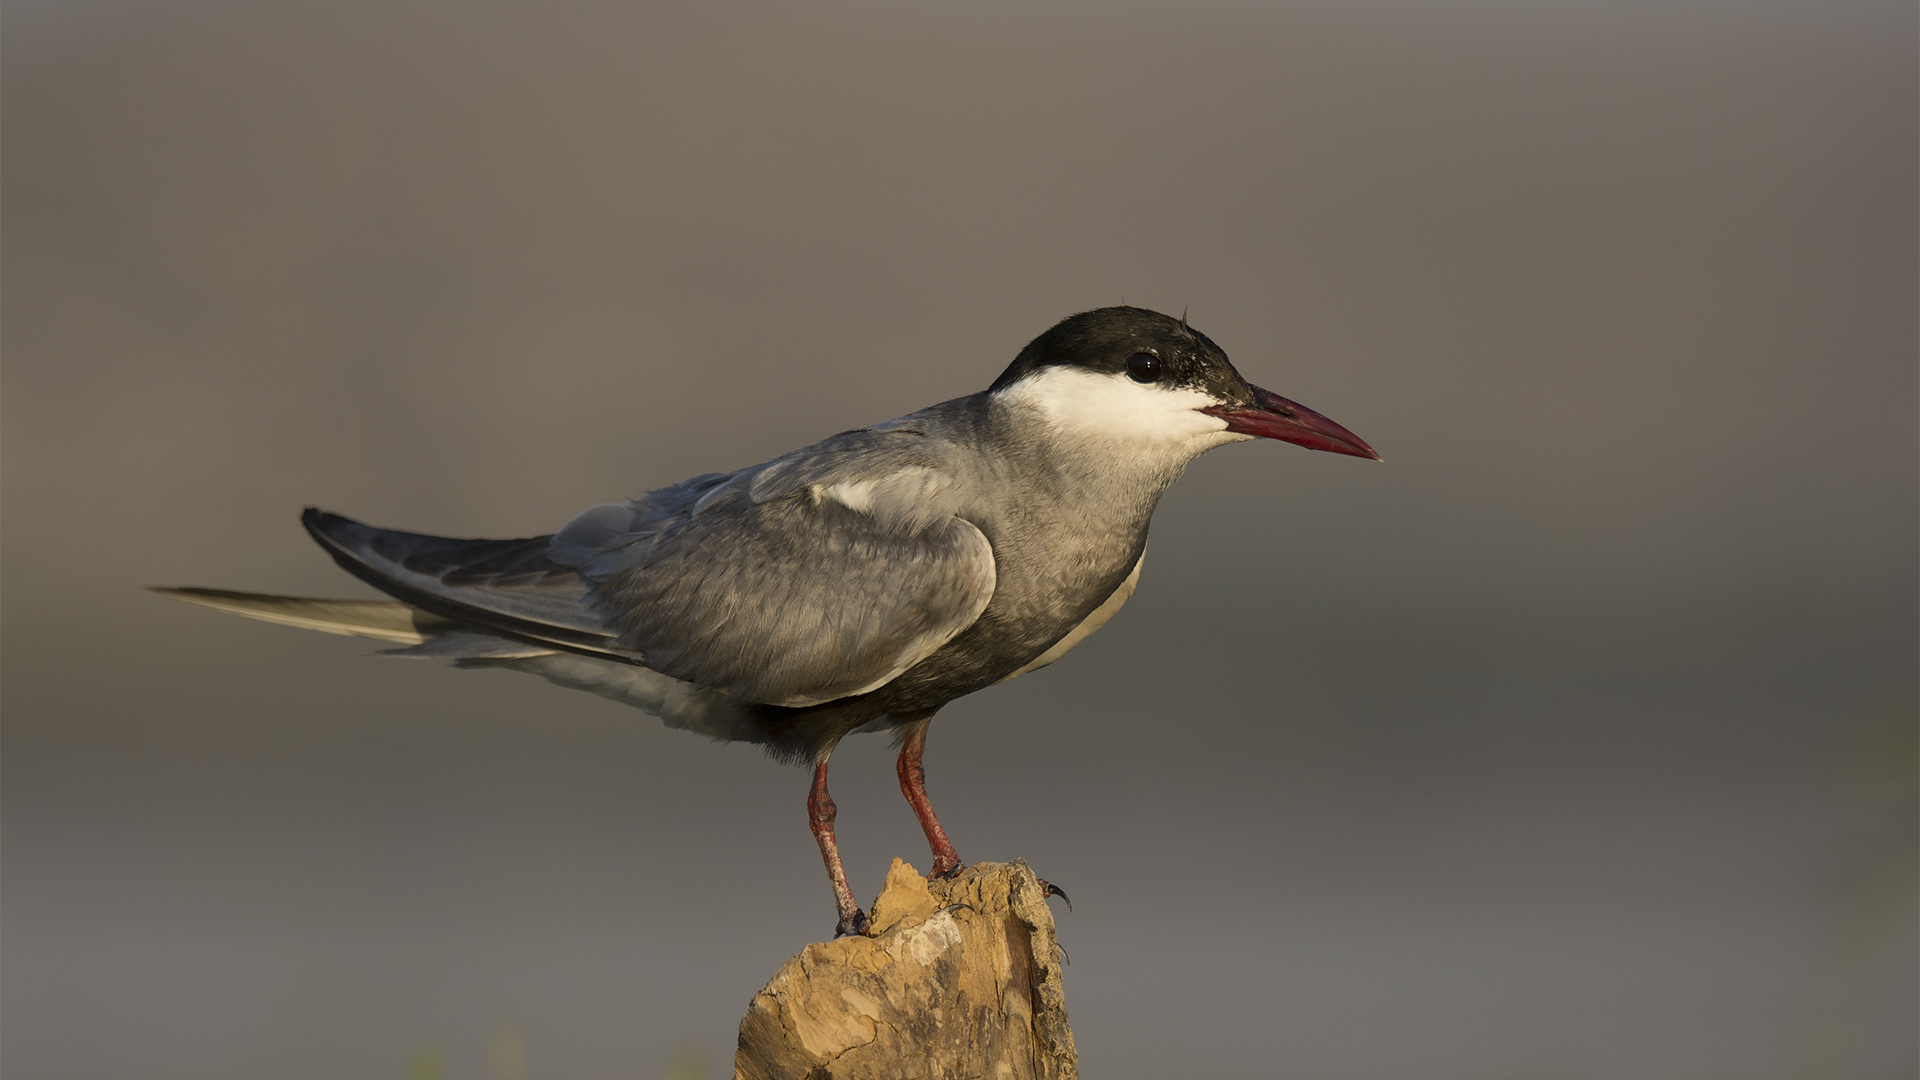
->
xmin=999 ymin=549 xmax=1144 ymax=681
xmin=855 ymin=418 xmax=1172 ymax=712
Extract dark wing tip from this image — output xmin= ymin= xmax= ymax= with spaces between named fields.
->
xmin=302 ymin=505 xmax=349 ymax=535
xmin=301 ymin=507 xmax=378 ymax=562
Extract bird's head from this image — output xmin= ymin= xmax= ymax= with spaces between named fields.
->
xmin=989 ymin=306 xmax=1380 ymax=464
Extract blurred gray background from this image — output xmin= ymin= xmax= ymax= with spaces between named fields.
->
xmin=4 ymin=1 xmax=1915 ymax=1078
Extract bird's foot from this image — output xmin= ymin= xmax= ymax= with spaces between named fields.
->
xmin=928 ymin=858 xmax=964 ymax=881
xmin=833 ymin=908 xmax=872 ymax=939
xmin=1037 ymin=879 xmax=1073 ymax=911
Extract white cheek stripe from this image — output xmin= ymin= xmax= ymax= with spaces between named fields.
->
xmin=996 ymin=366 xmax=1230 ymax=448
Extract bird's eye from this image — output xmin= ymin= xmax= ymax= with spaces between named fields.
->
xmin=1125 ymin=353 xmax=1162 ymax=383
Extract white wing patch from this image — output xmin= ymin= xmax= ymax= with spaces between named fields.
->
xmin=1001 ymin=550 xmax=1145 ymax=681
xmin=812 ymin=466 xmax=957 ymax=534
xmin=818 ymin=480 xmax=876 ymax=512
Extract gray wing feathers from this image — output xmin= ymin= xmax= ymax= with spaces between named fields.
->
xmin=553 ymin=427 xmax=997 ymax=707
xmin=599 ymin=506 xmax=993 ymax=706
xmin=293 ymin=421 xmax=998 ymax=710
xmin=303 ymin=510 xmax=626 ymax=655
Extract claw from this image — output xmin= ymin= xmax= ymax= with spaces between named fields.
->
xmin=1038 ymin=880 xmax=1072 ymax=911
xmin=834 ymin=909 xmax=872 ymax=938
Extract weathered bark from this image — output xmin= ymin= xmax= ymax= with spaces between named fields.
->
xmin=735 ymin=859 xmax=1077 ymax=1080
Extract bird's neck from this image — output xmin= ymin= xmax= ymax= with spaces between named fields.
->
xmin=943 ymin=412 xmax=1169 ymax=559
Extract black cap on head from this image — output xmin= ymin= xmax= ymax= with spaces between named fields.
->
xmin=989 ymin=306 xmax=1257 ymax=405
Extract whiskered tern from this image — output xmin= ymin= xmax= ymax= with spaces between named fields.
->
xmin=159 ymin=306 xmax=1380 ymax=936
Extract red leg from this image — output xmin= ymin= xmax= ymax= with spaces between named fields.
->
xmin=896 ymin=720 xmax=963 ymax=879
xmin=808 ymin=754 xmax=869 ymax=937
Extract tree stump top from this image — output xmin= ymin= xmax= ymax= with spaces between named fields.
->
xmin=735 ymin=859 xmax=1077 ymax=1080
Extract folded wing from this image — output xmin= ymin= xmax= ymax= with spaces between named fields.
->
xmin=302 ymin=509 xmax=633 ymax=658
xmin=557 ymin=427 xmax=997 ymax=708
xmin=306 ymin=423 xmax=998 ymax=710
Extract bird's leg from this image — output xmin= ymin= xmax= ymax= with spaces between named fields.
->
xmin=896 ymin=719 xmax=963 ymax=879
xmin=808 ymin=754 xmax=869 ymax=937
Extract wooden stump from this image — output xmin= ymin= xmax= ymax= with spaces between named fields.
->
xmin=735 ymin=859 xmax=1077 ymax=1080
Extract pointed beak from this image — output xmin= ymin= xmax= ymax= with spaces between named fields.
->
xmin=1201 ymin=384 xmax=1382 ymax=461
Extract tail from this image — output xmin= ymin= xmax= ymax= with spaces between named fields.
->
xmin=149 ymin=587 xmax=454 ymax=643
xmin=151 ymin=586 xmax=756 ymax=739
xmin=153 ymin=509 xmax=759 ymax=743
xmin=149 ymin=586 xmax=561 ymax=659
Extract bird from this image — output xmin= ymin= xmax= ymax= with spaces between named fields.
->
xmin=156 ymin=305 xmax=1379 ymax=936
